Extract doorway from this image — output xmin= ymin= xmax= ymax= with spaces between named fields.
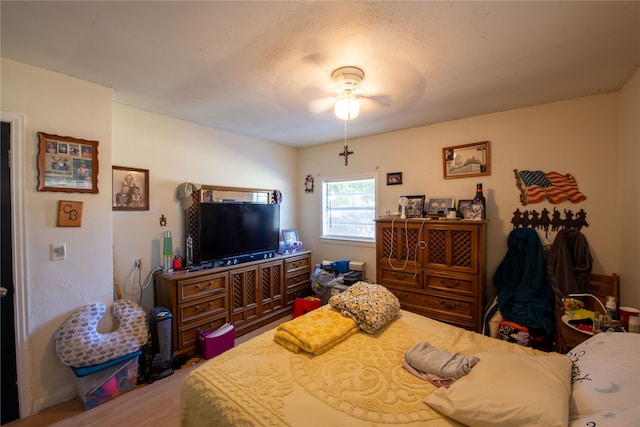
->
xmin=1 ymin=120 xmax=19 ymax=423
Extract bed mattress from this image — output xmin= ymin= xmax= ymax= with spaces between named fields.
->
xmin=181 ymin=308 xmax=550 ymax=427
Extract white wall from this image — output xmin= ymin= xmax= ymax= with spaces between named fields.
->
xmin=111 ymin=104 xmax=299 ymax=310
xmin=618 ymin=69 xmax=640 ymax=308
xmin=298 ymin=92 xmax=632 ymax=304
xmin=1 ymin=58 xmax=113 ymax=413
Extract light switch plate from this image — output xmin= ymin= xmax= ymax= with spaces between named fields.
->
xmin=52 ymin=243 xmax=67 ymax=261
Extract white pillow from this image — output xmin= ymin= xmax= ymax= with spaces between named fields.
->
xmin=567 ymin=332 xmax=640 ymax=420
xmin=425 ymin=351 xmax=572 ymax=427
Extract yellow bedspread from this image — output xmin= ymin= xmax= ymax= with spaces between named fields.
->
xmin=273 ymin=307 xmax=359 ymax=355
xmin=181 ymin=309 xmax=553 ymax=427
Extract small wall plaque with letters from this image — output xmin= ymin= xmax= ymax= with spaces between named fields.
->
xmin=57 ymin=200 xmax=83 ymax=227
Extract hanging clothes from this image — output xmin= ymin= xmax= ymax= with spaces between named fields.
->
xmin=545 ymin=228 xmax=593 ymax=310
xmin=493 ymin=228 xmax=555 ymax=337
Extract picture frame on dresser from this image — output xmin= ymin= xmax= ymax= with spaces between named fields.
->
xmin=399 ymin=195 xmax=425 ymax=218
xmin=426 ymin=197 xmax=455 ymax=216
xmin=458 ymin=199 xmax=473 ymax=219
xmin=282 ymin=229 xmax=299 ymax=246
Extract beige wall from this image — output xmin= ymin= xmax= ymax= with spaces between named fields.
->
xmin=618 ymin=69 xmax=640 ymax=308
xmin=1 ymin=58 xmax=114 ymax=412
xmin=298 ymin=92 xmax=635 ymax=305
xmin=1 ymin=58 xmax=300 ymax=415
xmin=111 ymin=103 xmax=299 ymax=310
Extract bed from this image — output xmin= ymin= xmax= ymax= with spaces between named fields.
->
xmin=180 ymin=286 xmax=639 ymax=427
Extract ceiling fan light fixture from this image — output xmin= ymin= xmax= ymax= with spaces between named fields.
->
xmin=334 ymin=92 xmax=360 ymax=120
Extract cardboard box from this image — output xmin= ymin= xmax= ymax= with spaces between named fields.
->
xmin=71 ymin=350 xmax=140 ymax=410
xmin=198 ymin=323 xmax=235 ymax=359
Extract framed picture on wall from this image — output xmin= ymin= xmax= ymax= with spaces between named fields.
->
xmin=442 ymin=141 xmax=490 ymax=179
xmin=112 ymin=166 xmax=149 ymax=211
xmin=386 ymin=172 xmax=403 ymax=185
xmin=37 ymin=132 xmax=99 ymax=193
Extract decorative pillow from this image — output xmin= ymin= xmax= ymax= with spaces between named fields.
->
xmin=424 ymin=351 xmax=572 ymax=427
xmin=567 ymin=332 xmax=640 ymax=420
xmin=329 ymin=282 xmax=400 ymax=333
xmin=55 ymin=299 xmax=149 ymax=367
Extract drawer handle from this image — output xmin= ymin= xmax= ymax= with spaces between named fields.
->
xmin=440 ymin=279 xmax=460 ymax=288
xmin=195 ymin=302 xmax=213 ymax=312
xmin=392 ymin=272 xmax=407 ymax=280
xmin=195 ymin=281 xmax=213 ymax=291
xmin=292 ymin=261 xmax=300 ymax=268
xmin=439 ymin=299 xmax=459 ymax=310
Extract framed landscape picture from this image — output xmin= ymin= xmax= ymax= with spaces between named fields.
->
xmin=443 ymin=141 xmax=490 ymax=179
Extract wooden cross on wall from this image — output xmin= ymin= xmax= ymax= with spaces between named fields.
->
xmin=339 ymin=145 xmax=354 ymax=166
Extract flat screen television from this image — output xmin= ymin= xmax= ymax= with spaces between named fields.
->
xmin=198 ymin=202 xmax=280 ymax=264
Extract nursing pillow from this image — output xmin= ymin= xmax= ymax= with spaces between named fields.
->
xmin=55 ymin=299 xmax=148 ymax=368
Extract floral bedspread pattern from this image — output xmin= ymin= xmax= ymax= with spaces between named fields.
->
xmin=329 ymin=281 xmax=401 ymax=333
xmin=181 ymin=309 xmax=548 ymax=427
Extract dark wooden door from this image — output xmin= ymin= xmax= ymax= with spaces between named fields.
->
xmin=1 ymin=120 xmax=20 ymax=424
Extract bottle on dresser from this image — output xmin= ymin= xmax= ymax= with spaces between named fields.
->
xmin=471 ymin=183 xmax=486 ymax=220
xmin=605 ymin=296 xmax=617 ymax=326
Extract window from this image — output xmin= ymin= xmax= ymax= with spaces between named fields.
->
xmin=321 ymin=174 xmax=376 ymax=242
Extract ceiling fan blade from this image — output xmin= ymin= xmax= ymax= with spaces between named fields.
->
xmin=309 ymin=97 xmax=335 ymax=114
xmin=364 ymin=94 xmax=392 ymax=106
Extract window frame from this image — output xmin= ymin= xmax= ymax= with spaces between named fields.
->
xmin=319 ymin=172 xmax=378 ymax=246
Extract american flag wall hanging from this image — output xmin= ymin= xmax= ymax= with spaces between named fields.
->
xmin=514 ymin=169 xmax=587 ymax=206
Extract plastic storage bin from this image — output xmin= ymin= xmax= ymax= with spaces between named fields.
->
xmin=71 ymin=350 xmax=141 ymax=410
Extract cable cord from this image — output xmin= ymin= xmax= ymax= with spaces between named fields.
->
xmin=386 ymin=217 xmax=426 ymax=278
xmin=123 ymin=264 xmax=163 ymax=305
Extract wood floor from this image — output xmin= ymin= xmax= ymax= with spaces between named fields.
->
xmin=6 ymin=318 xmax=287 ymax=427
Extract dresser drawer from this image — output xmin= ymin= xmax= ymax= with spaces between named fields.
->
xmin=286 ymin=271 xmax=310 ymax=289
xmin=392 ymin=289 xmax=477 ymax=324
xmin=178 ymin=272 xmax=227 ymax=303
xmin=379 ymin=267 xmax=421 ymax=289
xmin=179 ymin=295 xmax=227 ymax=324
xmin=285 ymin=255 xmax=311 ymax=276
xmin=423 ymin=272 xmax=478 ymax=297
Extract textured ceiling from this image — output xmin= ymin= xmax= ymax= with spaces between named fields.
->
xmin=2 ymin=1 xmax=639 ymax=147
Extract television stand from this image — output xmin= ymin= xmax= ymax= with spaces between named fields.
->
xmin=154 ymin=250 xmax=312 ymax=358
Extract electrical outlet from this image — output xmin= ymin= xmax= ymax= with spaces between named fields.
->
xmin=134 ymin=258 xmax=141 ymax=268
xmin=51 ymin=243 xmax=67 ymax=261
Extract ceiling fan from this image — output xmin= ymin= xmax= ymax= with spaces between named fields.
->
xmin=309 ymin=66 xmax=390 ymax=119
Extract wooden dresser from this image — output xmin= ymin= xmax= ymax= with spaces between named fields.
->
xmin=376 ymin=218 xmax=486 ymax=332
xmin=155 ymin=250 xmax=312 ymax=358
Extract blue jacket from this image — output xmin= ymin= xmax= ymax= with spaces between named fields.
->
xmin=494 ymin=228 xmax=555 ymax=336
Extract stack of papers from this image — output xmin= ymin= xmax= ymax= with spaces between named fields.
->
xmin=203 ymin=323 xmax=234 ymax=339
